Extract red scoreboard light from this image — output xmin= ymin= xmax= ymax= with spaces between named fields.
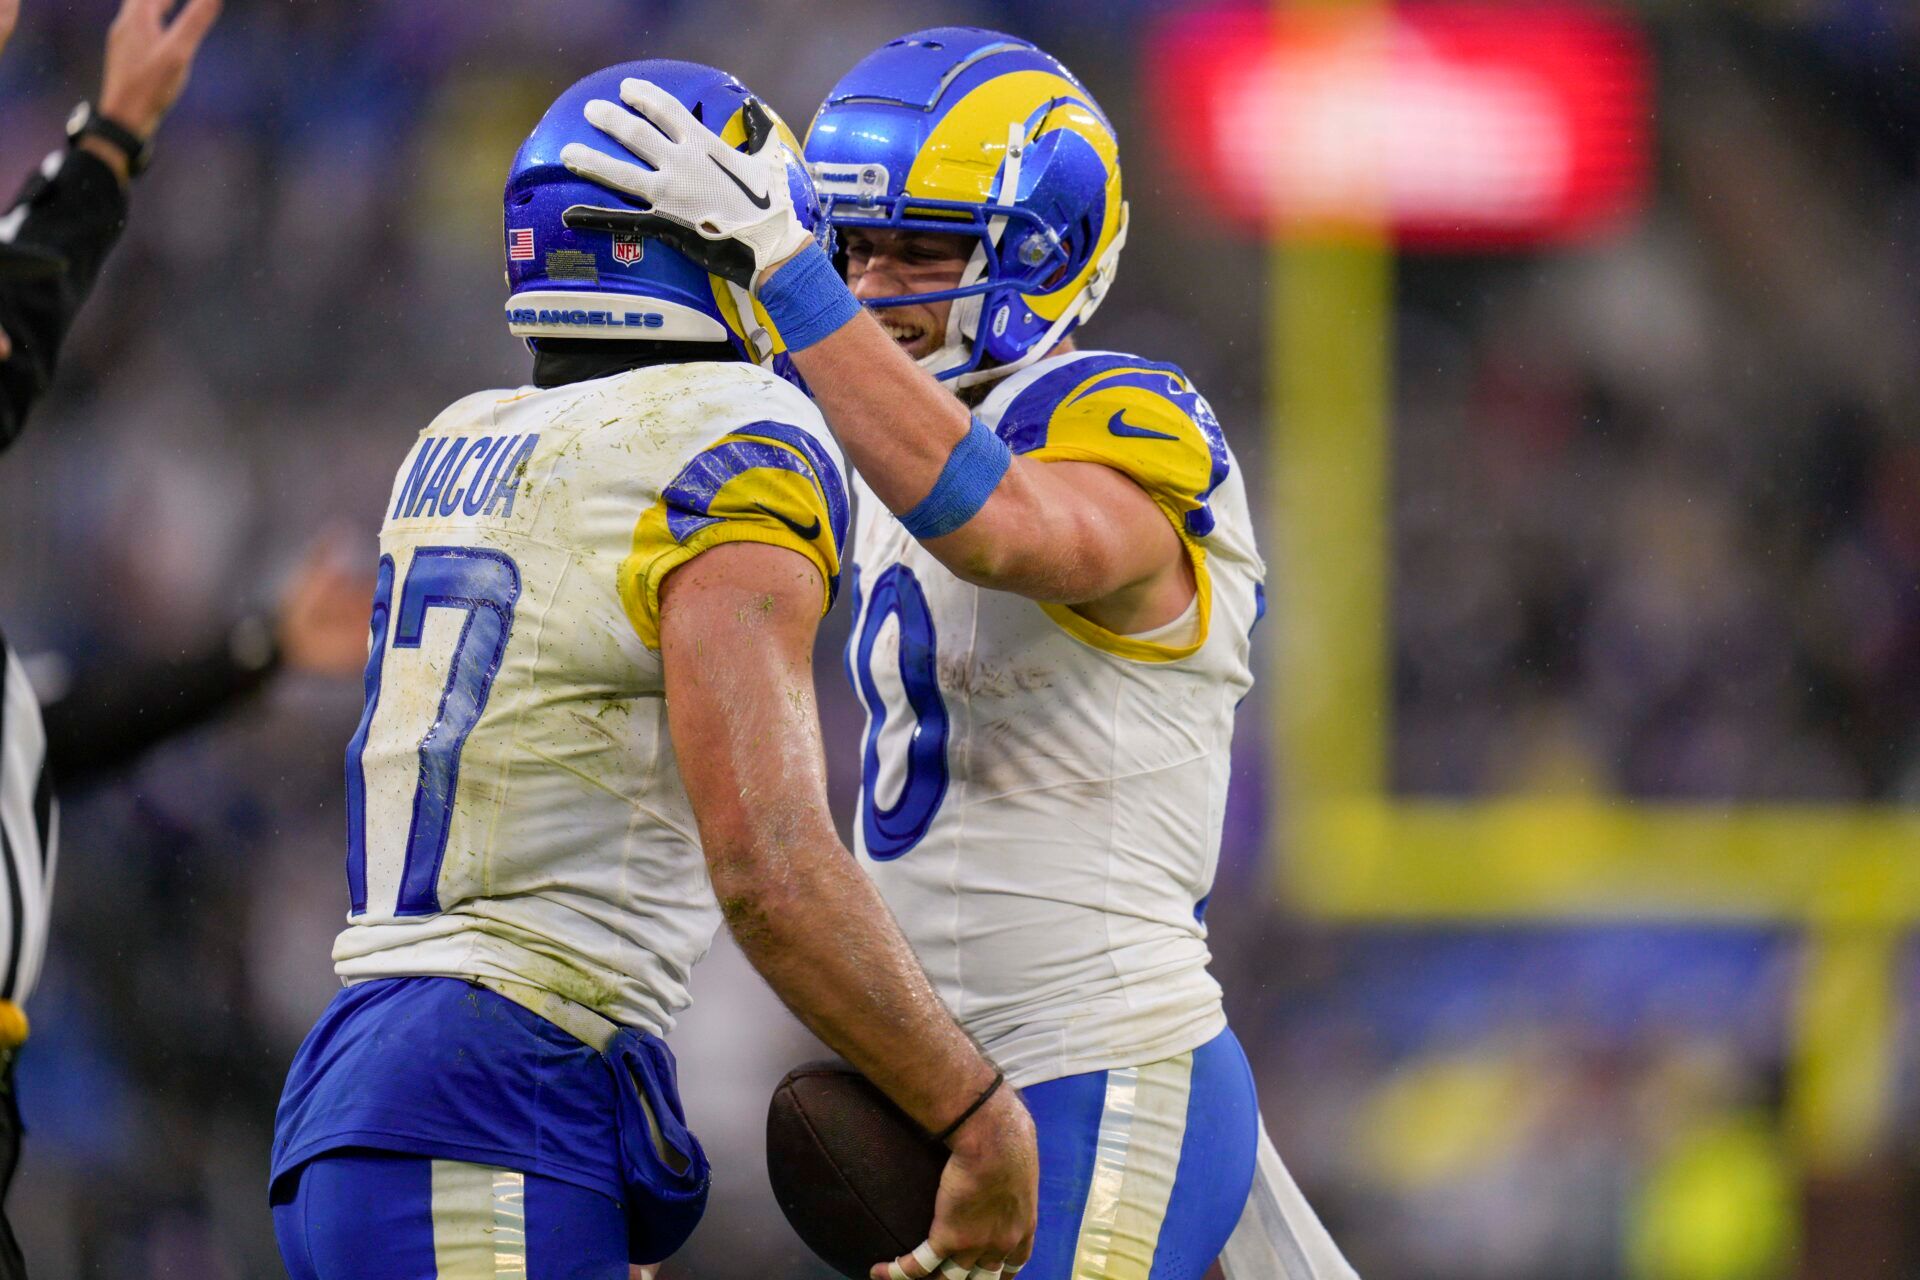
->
xmin=1149 ymin=3 xmax=1652 ymax=248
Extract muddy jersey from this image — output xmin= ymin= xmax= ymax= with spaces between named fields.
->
xmin=847 ymin=349 xmax=1264 ymax=1086
xmin=331 ymin=361 xmax=847 ymax=1036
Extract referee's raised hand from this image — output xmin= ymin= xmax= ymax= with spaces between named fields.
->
xmin=0 ymin=0 xmax=220 ymax=140
xmin=1 ymin=0 xmax=222 ymax=426
xmin=94 ymin=0 xmax=222 ymax=149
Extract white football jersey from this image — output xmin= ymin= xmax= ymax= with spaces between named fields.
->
xmin=332 ymin=361 xmax=848 ymax=1037
xmin=848 ymin=349 xmax=1265 ymax=1088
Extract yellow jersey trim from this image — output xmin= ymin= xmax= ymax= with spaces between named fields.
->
xmin=618 ymin=429 xmax=843 ymax=649
xmin=1028 ymin=442 xmax=1213 ymax=663
xmin=619 ymin=520 xmax=832 ymax=651
xmin=995 ymin=358 xmax=1227 ymax=541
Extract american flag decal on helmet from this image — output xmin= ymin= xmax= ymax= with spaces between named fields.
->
xmin=507 ymin=228 xmax=535 ymax=261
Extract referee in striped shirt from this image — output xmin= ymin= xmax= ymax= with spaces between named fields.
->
xmin=0 ymin=1 xmax=222 ymax=1273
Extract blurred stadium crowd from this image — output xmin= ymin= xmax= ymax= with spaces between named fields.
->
xmin=0 ymin=1 xmax=1914 ymax=1277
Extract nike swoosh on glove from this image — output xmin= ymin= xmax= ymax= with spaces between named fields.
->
xmin=561 ymin=79 xmax=814 ymax=288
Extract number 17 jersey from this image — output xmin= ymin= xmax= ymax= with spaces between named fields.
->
xmin=331 ymin=360 xmax=847 ymax=1037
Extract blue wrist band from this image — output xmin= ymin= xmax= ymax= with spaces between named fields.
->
xmin=756 ymin=242 xmax=861 ymax=351
xmin=898 ymin=415 xmax=1012 ymax=540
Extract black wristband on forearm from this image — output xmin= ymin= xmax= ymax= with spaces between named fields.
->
xmin=933 ymin=1070 xmax=1004 ymax=1145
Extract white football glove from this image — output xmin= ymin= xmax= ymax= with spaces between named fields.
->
xmin=560 ymin=78 xmax=813 ymax=288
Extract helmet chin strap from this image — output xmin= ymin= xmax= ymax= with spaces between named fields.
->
xmin=730 ymin=218 xmax=839 ymax=370
xmin=724 ymin=279 xmax=779 ymax=368
xmin=950 ymin=201 xmax=1130 ymax=392
xmin=916 ymin=240 xmax=991 ymax=381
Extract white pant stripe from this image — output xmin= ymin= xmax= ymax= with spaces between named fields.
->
xmin=1074 ymin=1066 xmax=1140 ymax=1276
xmin=491 ymin=1169 xmax=527 ymax=1277
xmin=430 ymin=1161 xmax=529 ymax=1278
xmin=1070 ymin=1053 xmax=1195 ymax=1279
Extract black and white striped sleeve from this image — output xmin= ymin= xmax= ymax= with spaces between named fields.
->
xmin=0 ymin=637 xmax=57 ymax=1007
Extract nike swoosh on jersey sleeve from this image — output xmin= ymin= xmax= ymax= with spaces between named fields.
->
xmin=752 ymin=502 xmax=822 ymax=541
xmin=996 ymin=355 xmax=1231 ymax=539
xmin=619 ymin=420 xmax=849 ymax=649
xmin=1106 ymin=410 xmax=1182 ymax=442
xmin=992 ymin=354 xmax=1235 ymax=661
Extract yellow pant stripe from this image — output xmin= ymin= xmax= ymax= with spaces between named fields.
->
xmin=1070 ymin=1052 xmax=1196 ymax=1279
xmin=430 ymin=1161 xmax=528 ymax=1278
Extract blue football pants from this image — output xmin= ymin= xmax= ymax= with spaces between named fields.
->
xmin=272 ymin=1148 xmax=628 ymax=1280
xmin=274 ymin=1029 xmax=1260 ymax=1280
xmin=1019 ymin=1026 xmax=1259 ymax=1280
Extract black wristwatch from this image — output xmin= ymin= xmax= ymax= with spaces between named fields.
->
xmin=65 ymin=101 xmax=153 ymax=178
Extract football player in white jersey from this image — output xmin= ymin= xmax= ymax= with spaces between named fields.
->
xmin=562 ymin=28 xmax=1364 ymax=1280
xmin=269 ymin=61 xmax=1039 ymax=1280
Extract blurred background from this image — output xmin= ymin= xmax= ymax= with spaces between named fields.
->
xmin=0 ymin=0 xmax=1915 ymax=1276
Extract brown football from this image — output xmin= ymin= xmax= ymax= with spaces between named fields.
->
xmin=766 ymin=1060 xmax=947 ymax=1279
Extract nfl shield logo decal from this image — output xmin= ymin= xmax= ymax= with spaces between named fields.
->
xmin=612 ymin=234 xmax=644 ymax=266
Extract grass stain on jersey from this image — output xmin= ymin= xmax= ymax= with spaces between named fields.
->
xmin=473 ymin=920 xmax=620 ymax=1018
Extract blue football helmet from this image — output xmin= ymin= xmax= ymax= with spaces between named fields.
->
xmin=804 ymin=28 xmax=1129 ymax=387
xmin=505 ymin=60 xmax=827 ymax=381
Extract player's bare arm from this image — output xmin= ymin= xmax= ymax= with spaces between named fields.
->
xmin=0 ymin=0 xmax=16 ymax=61
xmin=563 ymin=82 xmax=1195 ymax=637
xmin=785 ymin=234 xmax=1193 ymax=633
xmin=659 ymin=541 xmax=1037 ymax=1279
xmin=552 ymin=37 xmax=1344 ymax=1280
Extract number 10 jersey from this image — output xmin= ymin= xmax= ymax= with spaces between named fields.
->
xmin=847 ymin=350 xmax=1266 ymax=1088
xmin=332 ymin=361 xmax=847 ymax=1037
